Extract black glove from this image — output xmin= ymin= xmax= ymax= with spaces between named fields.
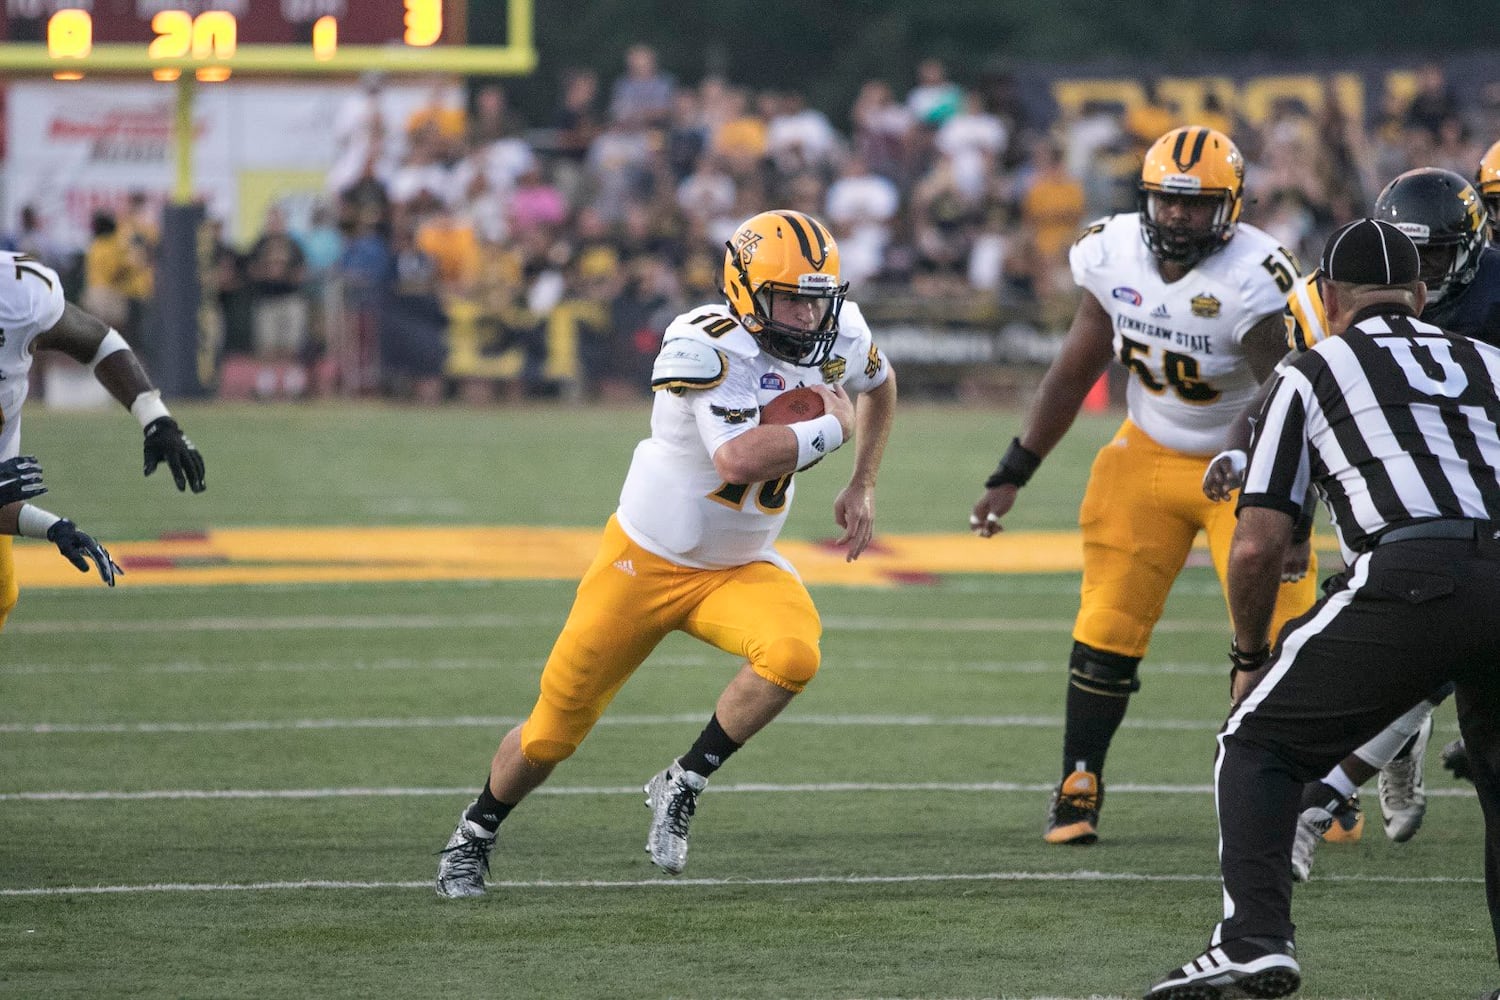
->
xmin=46 ymin=519 xmax=122 ymax=587
xmin=0 ymin=455 xmax=46 ymax=505
xmin=143 ymin=416 xmax=206 ymax=493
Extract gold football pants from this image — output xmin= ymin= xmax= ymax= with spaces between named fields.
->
xmin=0 ymin=536 xmax=14 ymax=631
xmin=520 ymin=515 xmax=822 ymax=764
xmin=1073 ymin=420 xmax=1317 ymax=658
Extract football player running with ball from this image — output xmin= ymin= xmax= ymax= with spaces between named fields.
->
xmin=436 ymin=210 xmax=897 ymax=897
xmin=969 ymin=127 xmax=1319 ymax=845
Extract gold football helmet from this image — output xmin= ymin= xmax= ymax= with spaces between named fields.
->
xmin=1139 ymin=126 xmax=1244 ymax=267
xmin=1284 ymin=271 xmax=1330 ymax=353
xmin=723 ymin=210 xmax=847 ymax=366
xmin=1478 ymin=139 xmax=1500 ymax=238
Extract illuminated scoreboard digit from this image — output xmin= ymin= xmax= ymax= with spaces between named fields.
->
xmin=0 ymin=2 xmax=534 ymax=80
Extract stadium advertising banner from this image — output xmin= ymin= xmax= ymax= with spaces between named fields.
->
xmin=3 ymin=79 xmax=454 ymax=250
xmin=1021 ymin=50 xmax=1500 ymax=130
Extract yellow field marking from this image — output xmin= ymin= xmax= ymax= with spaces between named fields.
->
xmin=14 ymin=526 xmax=1065 ymax=589
xmin=11 ymin=526 xmax=1339 ymax=590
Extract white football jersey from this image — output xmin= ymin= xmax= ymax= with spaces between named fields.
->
xmin=1070 ymin=213 xmax=1296 ymax=455
xmin=0 ymin=253 xmax=67 ymax=461
xmin=616 ymin=300 xmax=890 ymax=571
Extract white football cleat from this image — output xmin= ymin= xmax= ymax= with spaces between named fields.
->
xmin=1291 ymin=804 xmax=1335 ymax=883
xmin=435 ymin=807 xmax=495 ymax=898
xmin=644 ymin=761 xmax=707 ymax=875
xmin=1379 ymin=712 xmax=1433 ymax=843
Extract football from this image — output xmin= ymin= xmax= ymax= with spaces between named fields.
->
xmin=759 ymin=385 xmax=826 ymax=425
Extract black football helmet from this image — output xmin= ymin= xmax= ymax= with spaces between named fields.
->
xmin=1372 ymin=167 xmax=1487 ymax=304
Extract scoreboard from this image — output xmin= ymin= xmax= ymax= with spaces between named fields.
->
xmin=0 ymin=1 xmax=535 ymax=78
xmin=1 ymin=2 xmax=446 ymax=45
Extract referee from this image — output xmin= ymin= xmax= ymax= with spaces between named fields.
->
xmin=1146 ymin=219 xmax=1500 ymax=999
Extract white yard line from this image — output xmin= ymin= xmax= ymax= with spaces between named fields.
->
xmin=0 ymin=780 xmax=1476 ymax=802
xmin=0 ymin=868 xmax=1480 ymax=898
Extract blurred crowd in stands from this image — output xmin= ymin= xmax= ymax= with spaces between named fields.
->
xmin=14 ymin=48 xmax=1500 ymax=401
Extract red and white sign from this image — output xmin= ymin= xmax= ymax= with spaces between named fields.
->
xmin=4 ymin=78 xmax=452 ymax=249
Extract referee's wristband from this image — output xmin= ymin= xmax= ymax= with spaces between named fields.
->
xmin=984 ymin=437 xmax=1043 ymax=490
xmin=1229 ymin=639 xmax=1270 ymax=673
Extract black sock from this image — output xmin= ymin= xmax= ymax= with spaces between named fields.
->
xmin=1061 ymin=683 xmax=1129 ymax=781
xmin=678 ymin=714 xmax=743 ymax=778
xmin=464 ymin=780 xmax=515 ymax=834
xmin=1300 ymin=780 xmax=1345 ymax=813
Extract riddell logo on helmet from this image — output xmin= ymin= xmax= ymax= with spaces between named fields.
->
xmin=1160 ymin=174 xmax=1204 ymax=192
xmin=799 ymin=274 xmax=837 ymax=290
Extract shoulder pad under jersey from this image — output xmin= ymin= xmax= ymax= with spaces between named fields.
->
xmin=662 ymin=306 xmax=761 ymax=358
xmin=1072 ymin=216 xmax=1113 ymax=247
xmin=1069 ymin=214 xmax=1131 ymax=276
xmin=651 ymin=338 xmax=728 ymax=394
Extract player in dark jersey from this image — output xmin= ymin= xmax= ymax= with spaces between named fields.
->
xmin=1378 ymin=167 xmax=1500 ymax=344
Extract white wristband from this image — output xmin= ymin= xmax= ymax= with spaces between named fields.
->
xmin=89 ymin=329 xmax=131 ymax=371
xmin=130 ymin=390 xmax=171 ymax=429
xmin=17 ymin=504 xmax=62 ymax=539
xmin=791 ymin=414 xmax=844 ymax=469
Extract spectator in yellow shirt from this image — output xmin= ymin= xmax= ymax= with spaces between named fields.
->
xmin=83 ymin=210 xmax=151 ymax=342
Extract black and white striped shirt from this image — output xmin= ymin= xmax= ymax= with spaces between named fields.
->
xmin=1241 ymin=308 xmax=1500 ymax=553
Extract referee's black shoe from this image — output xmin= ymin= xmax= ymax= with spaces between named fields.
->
xmin=1144 ymin=936 xmax=1300 ymax=999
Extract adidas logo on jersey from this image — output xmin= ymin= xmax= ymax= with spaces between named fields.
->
xmin=613 ymin=559 xmax=636 ymax=576
xmin=1150 ymin=303 xmax=1171 ymax=319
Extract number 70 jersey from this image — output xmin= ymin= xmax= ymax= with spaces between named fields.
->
xmin=1070 ymin=213 xmax=1297 ymax=456
xmin=0 ymin=252 xmax=66 ymax=461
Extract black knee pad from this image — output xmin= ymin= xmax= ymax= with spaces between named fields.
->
xmin=1068 ymin=641 xmax=1142 ymax=697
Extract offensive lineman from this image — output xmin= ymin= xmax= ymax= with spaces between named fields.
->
xmin=435 ymin=209 xmax=897 ymax=896
xmin=969 ymin=126 xmax=1319 ymax=844
xmin=0 ymin=249 xmax=207 ymax=628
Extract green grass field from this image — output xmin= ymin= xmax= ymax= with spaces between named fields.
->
xmin=1 ymin=401 xmax=1491 ymax=999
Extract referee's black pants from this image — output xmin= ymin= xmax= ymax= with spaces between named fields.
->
xmin=1213 ymin=533 xmax=1500 ymax=963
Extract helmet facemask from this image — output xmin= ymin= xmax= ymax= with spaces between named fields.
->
xmin=1482 ymin=194 xmax=1500 ymax=242
xmin=729 ymin=255 xmax=846 ymax=366
xmin=1140 ymin=189 xmax=1236 ymax=269
xmin=1410 ymin=235 xmax=1481 ymax=305
xmin=732 ymin=247 xmax=852 ymax=367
